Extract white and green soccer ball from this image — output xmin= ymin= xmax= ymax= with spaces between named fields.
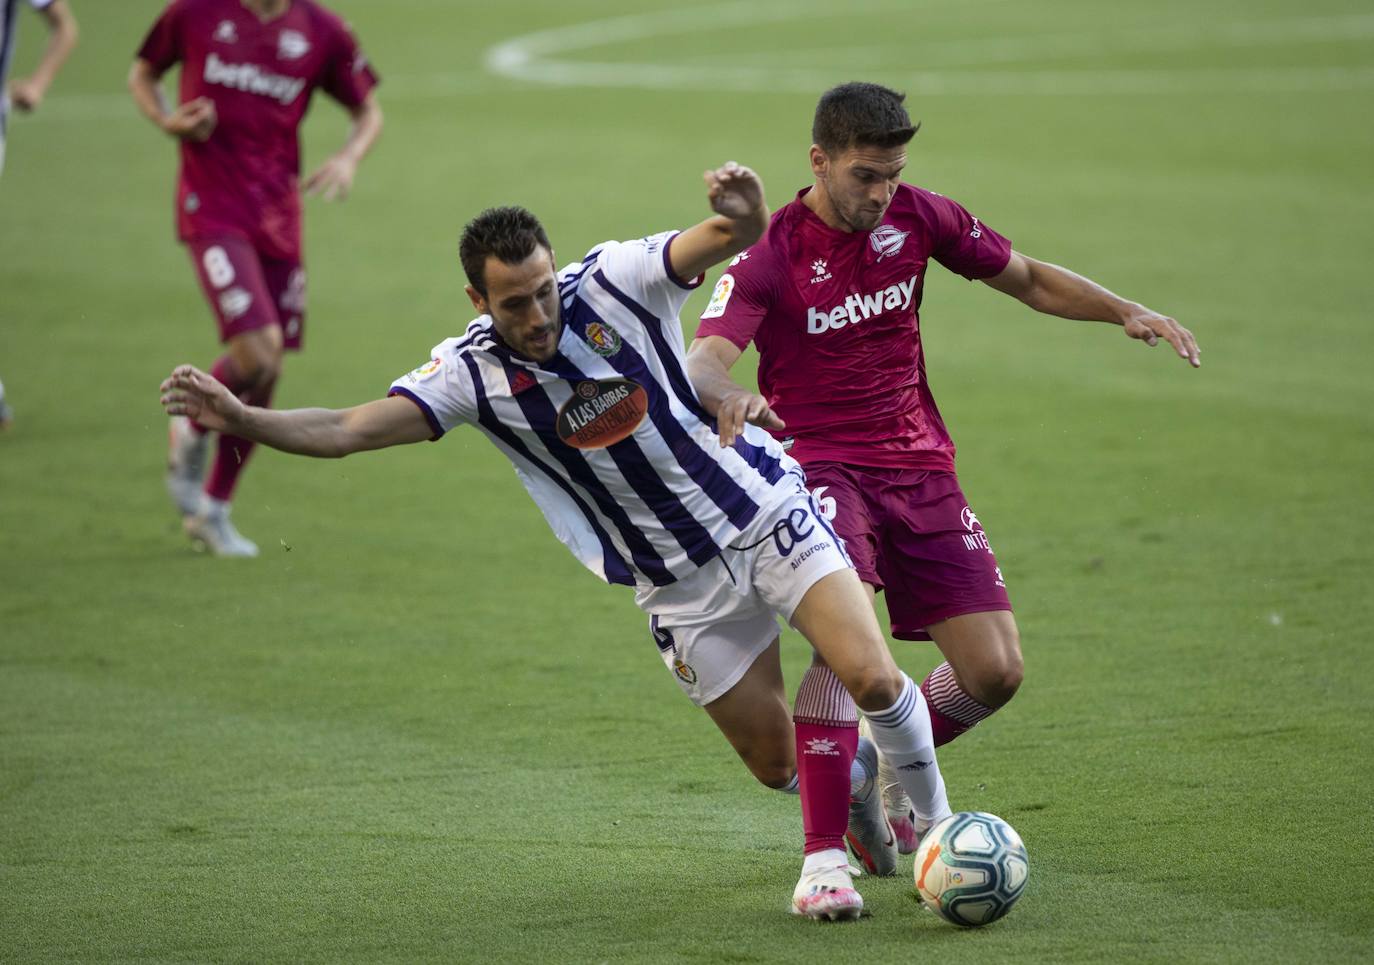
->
xmin=913 ymin=811 xmax=1029 ymax=927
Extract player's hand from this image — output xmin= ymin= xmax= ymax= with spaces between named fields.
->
xmin=7 ymin=77 xmax=46 ymax=112
xmin=1122 ymin=306 xmax=1200 ymax=367
xmin=303 ymin=153 xmax=358 ymax=202
xmin=162 ymin=97 xmax=217 ymax=142
xmin=704 ymin=161 xmax=766 ymax=221
xmin=715 ymin=388 xmax=784 ymax=448
xmin=160 ymin=364 xmax=243 ymax=433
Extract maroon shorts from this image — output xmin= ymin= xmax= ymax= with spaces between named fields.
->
xmin=186 ymin=235 xmax=307 ymax=349
xmin=803 ymin=463 xmax=1012 ymax=641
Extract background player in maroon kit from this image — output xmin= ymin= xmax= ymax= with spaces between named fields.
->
xmin=128 ymin=0 xmax=381 ymax=556
xmin=688 ymin=82 xmax=1199 ymax=861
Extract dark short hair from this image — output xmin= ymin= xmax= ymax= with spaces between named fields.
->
xmin=812 ymin=82 xmax=919 ymax=154
xmin=458 ymin=206 xmax=552 ymax=296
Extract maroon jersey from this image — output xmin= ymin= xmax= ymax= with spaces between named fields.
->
xmin=136 ymin=0 xmax=378 ymax=260
xmin=697 ymin=184 xmax=1011 ymax=471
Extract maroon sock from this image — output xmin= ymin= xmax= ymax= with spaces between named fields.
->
xmin=920 ymin=661 xmax=996 ymax=747
xmin=204 ymin=355 xmax=273 ymax=503
xmin=793 ymin=663 xmax=859 ymax=856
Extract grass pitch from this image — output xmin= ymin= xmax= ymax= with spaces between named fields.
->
xmin=2 ymin=1 xmax=1373 ymax=961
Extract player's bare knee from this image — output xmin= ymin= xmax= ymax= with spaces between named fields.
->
xmin=845 ymin=664 xmax=904 ymax=713
xmin=969 ymin=650 xmax=1024 ymax=708
xmin=739 ymin=745 xmax=795 ymax=789
xmin=755 ymin=764 xmax=798 ymax=790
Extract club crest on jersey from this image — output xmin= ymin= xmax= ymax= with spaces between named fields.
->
xmin=584 ymin=321 xmax=622 ymax=357
xmin=278 ymin=30 xmax=311 ymax=60
xmin=214 ymin=20 xmax=238 ymax=44
xmin=870 ymin=225 xmax=910 ymax=261
xmin=555 ymin=379 xmax=648 ymax=450
xmin=700 ymin=273 xmax=734 ymax=319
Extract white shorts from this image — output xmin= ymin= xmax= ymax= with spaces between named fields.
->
xmin=635 ymin=484 xmax=853 ymax=707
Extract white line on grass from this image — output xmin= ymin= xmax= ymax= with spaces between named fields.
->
xmin=21 ymin=6 xmax=1374 ymax=123
xmin=484 ymin=3 xmax=1374 ymax=95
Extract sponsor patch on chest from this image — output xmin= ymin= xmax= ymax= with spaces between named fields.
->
xmin=806 ymin=273 xmax=920 ymax=334
xmin=555 ymin=379 xmax=648 ymax=449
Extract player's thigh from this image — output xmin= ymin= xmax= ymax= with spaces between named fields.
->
xmin=788 ymin=568 xmax=900 ymax=712
xmin=878 ymin=471 xmax=1013 ymax=642
xmin=186 ymin=236 xmax=282 ymax=344
xmin=745 ymin=486 xmax=900 ymax=710
xmin=261 ymin=256 xmax=307 ymax=351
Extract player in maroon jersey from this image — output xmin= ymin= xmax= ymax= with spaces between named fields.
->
xmin=129 ymin=0 xmax=382 ymax=556
xmin=689 ymin=82 xmax=1199 ymax=864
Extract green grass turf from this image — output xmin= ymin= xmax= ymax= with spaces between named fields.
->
xmin=3 ymin=0 xmax=1373 ymax=961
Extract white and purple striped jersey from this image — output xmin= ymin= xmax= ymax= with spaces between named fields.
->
xmin=389 ymin=231 xmax=803 ymax=588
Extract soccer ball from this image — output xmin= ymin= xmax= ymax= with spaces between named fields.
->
xmin=913 ymin=811 xmax=1028 ymax=927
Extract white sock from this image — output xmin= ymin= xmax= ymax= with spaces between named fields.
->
xmin=802 ymin=847 xmax=848 ymax=875
xmin=863 ymin=674 xmax=950 ymax=823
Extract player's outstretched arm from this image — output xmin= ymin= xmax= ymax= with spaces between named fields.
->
xmin=304 ymin=93 xmax=383 ymax=202
xmin=159 ymin=364 xmax=432 ymax=458
xmin=668 ymin=162 xmax=769 ymax=283
xmin=686 ymin=335 xmax=784 ymax=447
xmin=7 ymin=0 xmax=78 ymax=112
xmin=984 ymin=251 xmax=1200 ymax=367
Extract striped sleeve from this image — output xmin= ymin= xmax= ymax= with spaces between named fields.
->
xmin=387 ymin=338 xmax=478 ymax=439
xmin=593 ymin=232 xmax=702 ymax=327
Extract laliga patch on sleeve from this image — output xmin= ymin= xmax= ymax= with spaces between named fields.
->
xmin=700 ymin=273 xmax=735 ymax=319
xmin=407 ymin=357 xmax=444 ymax=383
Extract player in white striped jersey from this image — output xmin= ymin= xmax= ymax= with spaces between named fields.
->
xmin=1 ymin=0 xmax=76 ymax=428
xmin=158 ymin=162 xmax=953 ymax=919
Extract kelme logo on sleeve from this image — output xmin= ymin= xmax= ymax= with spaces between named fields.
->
xmin=555 ymin=379 xmax=648 ymax=449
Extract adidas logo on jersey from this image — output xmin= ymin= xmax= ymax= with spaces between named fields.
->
xmin=806 ymin=275 xmax=918 ymax=334
xmin=204 ymin=52 xmax=306 ymax=105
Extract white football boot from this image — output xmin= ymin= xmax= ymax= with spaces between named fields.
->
xmin=184 ymin=499 xmax=259 ymax=558
xmin=165 ymin=416 xmax=210 ymax=517
xmin=859 ymin=716 xmax=921 ymax=855
xmin=791 ymin=851 xmax=864 ymax=921
xmin=846 ymin=737 xmax=899 ymax=875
